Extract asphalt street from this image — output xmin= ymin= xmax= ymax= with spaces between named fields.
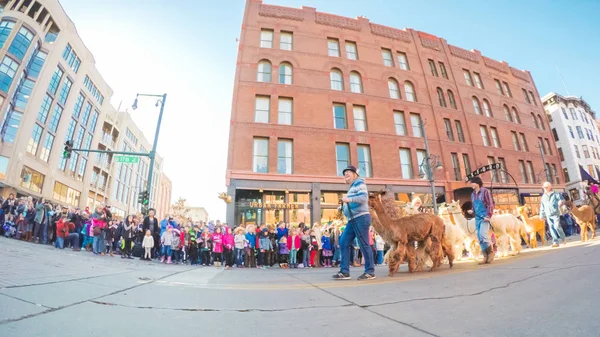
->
xmin=0 ymin=234 xmax=599 ymax=337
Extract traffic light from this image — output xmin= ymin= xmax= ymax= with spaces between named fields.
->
xmin=138 ymin=190 xmax=149 ymax=206
xmin=63 ymin=140 xmax=74 ymax=159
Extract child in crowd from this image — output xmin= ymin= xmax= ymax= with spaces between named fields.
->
xmin=245 ymin=225 xmax=256 ymax=268
xmin=160 ymin=225 xmax=174 ymax=264
xmin=188 ymin=226 xmax=199 ymax=265
xmin=321 ymin=229 xmax=332 ymax=268
xmin=142 ymin=230 xmax=154 ymax=261
xmin=234 ymin=226 xmax=246 ymax=267
xmin=309 ymin=230 xmax=318 ymax=268
xmin=259 ymin=228 xmax=272 ymax=269
xmin=223 ymin=226 xmax=234 ymax=269
xmin=15 ymin=213 xmax=26 ymax=240
xmin=105 ymin=221 xmax=118 ymax=257
xmin=353 ymin=237 xmax=361 ymax=267
xmin=288 ymin=229 xmax=300 ymax=268
xmin=375 ymin=233 xmax=385 ymax=265
xmin=278 ymin=236 xmax=289 ymax=268
xmin=301 ymin=229 xmax=310 ymax=268
xmin=172 ymin=227 xmax=182 ymax=264
xmin=212 ymin=226 xmax=223 ymax=267
xmin=269 ymin=225 xmax=278 ymax=267
xmin=199 ymin=229 xmax=212 ymax=266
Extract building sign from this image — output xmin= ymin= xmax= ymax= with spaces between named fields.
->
xmin=465 ymin=163 xmax=502 ymax=182
xmin=248 ymin=202 xmax=300 ymax=209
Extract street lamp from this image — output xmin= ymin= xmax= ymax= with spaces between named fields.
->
xmin=132 ymin=92 xmax=167 ymax=211
xmin=419 ymin=120 xmax=443 ymax=214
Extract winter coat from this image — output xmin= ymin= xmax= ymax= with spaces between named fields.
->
xmin=277 ymin=227 xmax=288 ymax=240
xmin=259 ymin=234 xmax=273 ymax=251
xmin=212 ymin=233 xmax=223 ymax=253
xmin=234 ymin=234 xmax=246 ymax=249
xmin=287 ymin=235 xmax=301 ymax=251
xmin=159 ymin=219 xmax=169 ymax=236
xmin=142 ymin=235 xmax=154 ymax=248
xmin=161 ymin=231 xmax=174 ymax=246
xmin=172 ymin=230 xmax=181 ymax=250
xmin=279 ymin=242 xmax=290 ymax=255
xmin=199 ymin=234 xmax=212 ymax=251
xmin=309 ymin=236 xmax=318 ymax=251
xmin=142 ymin=216 xmax=159 ymax=235
xmin=321 ymin=236 xmax=332 ymax=251
xmin=245 ymin=232 xmax=256 ymax=249
xmin=375 ymin=235 xmax=385 ymax=251
xmin=222 ymin=229 xmax=234 ymax=250
xmin=123 ymin=219 xmax=135 ymax=240
xmin=34 ymin=202 xmax=48 ymax=223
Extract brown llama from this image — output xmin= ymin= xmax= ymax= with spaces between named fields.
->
xmin=566 ymin=201 xmax=597 ymax=242
xmin=368 ymin=192 xmax=453 ymax=276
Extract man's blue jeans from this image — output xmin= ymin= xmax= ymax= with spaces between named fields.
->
xmin=339 ymin=214 xmax=374 ymax=275
xmin=234 ymin=248 xmax=244 ymax=266
xmin=476 ymin=218 xmax=490 ymax=251
xmin=161 ymin=245 xmax=172 ymax=258
xmin=93 ymin=235 xmax=104 ymax=254
xmin=547 ymin=215 xmax=565 ymax=244
xmin=56 ymin=237 xmax=64 ymax=249
xmin=376 ymin=250 xmax=384 ymax=265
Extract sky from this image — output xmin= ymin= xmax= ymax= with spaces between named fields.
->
xmin=58 ymin=0 xmax=600 ymax=221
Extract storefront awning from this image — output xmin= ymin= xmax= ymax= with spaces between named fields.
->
xmin=579 ymin=165 xmax=599 ymax=185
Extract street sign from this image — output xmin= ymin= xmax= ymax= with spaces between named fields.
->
xmin=465 ymin=163 xmax=502 ymax=182
xmin=114 ymin=156 xmax=140 ymax=164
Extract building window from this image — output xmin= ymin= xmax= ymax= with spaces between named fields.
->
xmin=455 ymin=121 xmax=465 ymax=143
xmin=277 ymin=139 xmax=293 ymax=174
xmin=451 ymin=153 xmax=460 ymax=180
xmin=519 ymin=133 xmax=529 ymax=151
xmin=480 ymin=125 xmax=490 ymax=146
xmin=8 ymin=26 xmax=34 ymax=61
xmin=511 ymin=132 xmax=521 ymax=151
xmin=463 ymin=154 xmax=471 ymax=175
xmin=437 ymin=87 xmax=446 ymax=107
xmin=388 ymin=78 xmax=400 ymax=99
xmin=394 ymin=111 xmax=407 ymax=136
xmin=48 ymin=105 xmax=63 ymax=133
xmin=278 ymin=97 xmax=292 ymax=125
xmin=336 ymin=143 xmax=350 ymax=176
xmin=404 ymin=81 xmax=416 ymax=102
xmin=397 ymin=52 xmax=409 ymax=70
xmin=428 ymin=59 xmax=438 ymax=76
xmin=495 ymin=79 xmax=504 ymax=95
xmin=257 ymin=60 xmax=272 ymax=82
xmin=473 ymin=72 xmax=483 ymax=89
xmin=511 ymin=107 xmax=521 ymax=124
xmin=327 ymin=38 xmax=340 ymax=57
xmin=26 ymin=49 xmax=47 ymax=80
xmin=576 ymin=126 xmax=584 ymax=139
xmin=529 ymin=91 xmax=537 ymax=106
xmin=463 ymin=69 xmax=473 ymax=86
xmin=568 ymin=126 xmax=575 ymax=139
xmin=260 ymin=29 xmax=273 ymax=48
xmin=488 ymin=157 xmax=498 ymax=182
xmin=353 ymin=106 xmax=367 ymax=131
xmin=27 ymin=124 xmax=43 ymax=155
xmin=254 ymin=96 xmax=269 ymax=123
xmin=0 ymin=20 xmax=16 ymax=49
xmin=279 ymin=62 xmax=292 ymax=84
xmin=333 ymin=104 xmax=347 ymax=129
xmin=490 ymin=127 xmax=501 ymax=147
xmin=537 ymin=115 xmax=545 ymax=130
xmin=2 ymin=109 xmax=22 ymax=143
xmin=498 ymin=158 xmax=508 ymax=183
xmin=439 ymin=62 xmax=448 ymax=79
xmin=36 ymin=94 xmax=52 ymax=124
xmin=280 ymin=31 xmax=292 ymax=50
xmin=447 ymin=90 xmax=457 ymax=109
xmin=52 ymin=181 xmax=81 ymax=207
xmin=557 ymin=147 xmax=564 ymax=161
xmin=522 ymin=88 xmax=531 ymax=104
xmin=57 ymin=77 xmax=73 ymax=105
xmin=444 ymin=118 xmax=454 ymax=141
xmin=519 ymin=160 xmax=527 ymax=184
xmin=410 ymin=113 xmax=422 ymax=137
xmin=504 ymin=105 xmax=513 ymax=122
xmin=399 ymin=148 xmax=413 ymax=179
xmin=570 ymin=108 xmax=577 ymax=120
xmin=502 ymin=81 xmax=512 ymax=97
xmin=0 ymin=56 xmax=18 ymax=92
xmin=14 ymin=78 xmax=34 ymax=109
xmin=39 ymin=133 xmax=54 ymax=162
xmin=526 ymin=161 xmax=535 ymax=184
xmin=481 ymin=99 xmax=491 ymax=117
xmin=472 ymin=97 xmax=482 ymax=115
xmin=563 ymin=168 xmax=570 ymax=183
xmin=77 ymin=157 xmax=87 ymax=181
xmin=330 ymin=69 xmax=344 ymax=91
xmin=416 ymin=149 xmax=426 ymax=178
xmin=350 ymin=71 xmax=363 ymax=93
xmin=345 ymin=41 xmax=358 ymax=60
xmin=574 ymin=145 xmax=580 ymax=159
xmin=21 ymin=166 xmax=45 ymax=193
xmin=561 ymin=107 xmax=568 ymax=119
xmin=48 ymin=67 xmax=64 ymax=95
xmin=531 ymin=113 xmax=539 ymax=128
xmin=252 ymin=138 xmax=269 ymax=173
xmin=545 ymin=138 xmax=553 ymax=155
xmin=357 ymin=145 xmax=372 ymax=178
xmin=583 ymin=145 xmax=590 ymax=158
xmin=382 ymin=49 xmax=393 ymax=67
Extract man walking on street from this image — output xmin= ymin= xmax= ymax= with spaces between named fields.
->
xmin=333 ymin=166 xmax=375 ymax=280
xmin=468 ymin=177 xmax=495 ymax=264
xmin=540 ymin=181 xmax=566 ymax=247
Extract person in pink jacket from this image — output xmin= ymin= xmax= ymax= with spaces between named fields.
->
xmin=287 ymin=231 xmax=302 ymax=268
xmin=212 ymin=227 xmax=224 ymax=267
xmin=222 ymin=226 xmax=235 ymax=269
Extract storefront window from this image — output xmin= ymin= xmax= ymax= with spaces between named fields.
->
xmin=52 ymin=181 xmax=81 ymax=207
xmin=395 ymin=192 xmax=433 ymax=212
xmin=490 ymin=189 xmax=519 ymax=214
xmin=321 ymin=208 xmax=341 ymax=224
xmin=522 ymin=195 xmax=541 ymax=216
xmin=0 ymin=155 xmax=8 ymax=179
xmin=21 ymin=166 xmax=45 ymax=193
xmin=321 ymin=192 xmax=345 ymax=206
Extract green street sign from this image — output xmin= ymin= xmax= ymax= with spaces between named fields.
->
xmin=114 ymin=156 xmax=140 ymax=164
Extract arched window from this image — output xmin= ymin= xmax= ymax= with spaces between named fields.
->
xmin=531 ymin=112 xmax=539 ymax=129
xmin=350 ymin=71 xmax=363 ymax=93
xmin=404 ymin=81 xmax=416 ymax=102
xmin=482 ymin=99 xmax=492 ymax=117
xmin=472 ymin=97 xmax=482 ymax=115
xmin=437 ymin=87 xmax=446 ymax=107
xmin=504 ymin=105 xmax=512 ymax=122
xmin=537 ymin=114 xmax=545 ymax=130
xmin=511 ymin=107 xmax=521 ymax=124
xmin=447 ymin=90 xmax=457 ymax=109
xmin=330 ymin=69 xmax=343 ymax=91
xmin=257 ymin=60 xmax=272 ymax=82
xmin=388 ymin=78 xmax=400 ymax=99
xmin=279 ymin=62 xmax=292 ymax=84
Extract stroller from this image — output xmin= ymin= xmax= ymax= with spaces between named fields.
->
xmin=3 ymin=221 xmax=16 ymax=238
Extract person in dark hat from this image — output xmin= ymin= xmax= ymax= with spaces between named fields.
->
xmin=332 ymin=165 xmax=375 ymax=280
xmin=467 ymin=176 xmax=495 ymax=264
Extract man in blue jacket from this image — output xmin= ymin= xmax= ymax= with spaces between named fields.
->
xmin=540 ymin=181 xmax=566 ymax=247
xmin=333 ymin=166 xmax=375 ymax=280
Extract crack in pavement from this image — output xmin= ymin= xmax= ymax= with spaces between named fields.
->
xmin=0 ymin=270 xmax=132 ymax=289
xmin=90 ymin=300 xmax=354 ymax=313
xmin=0 ymin=292 xmax=53 ymax=310
xmin=0 ymin=267 xmax=195 ymax=325
xmin=286 ymin=273 xmax=440 ymax=337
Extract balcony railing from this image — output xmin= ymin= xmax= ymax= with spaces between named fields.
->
xmin=99 ymin=133 xmax=117 ymax=149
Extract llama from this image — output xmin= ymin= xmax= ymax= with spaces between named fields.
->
xmin=438 ymin=204 xmax=467 ymax=262
xmin=490 ymin=213 xmax=525 ymax=256
xmin=443 ymin=200 xmax=481 ymax=259
xmin=566 ymin=201 xmax=596 ymax=242
xmin=516 ymin=206 xmax=546 ymax=248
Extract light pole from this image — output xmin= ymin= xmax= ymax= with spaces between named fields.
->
xmin=419 ymin=121 xmax=443 ymax=214
xmin=536 ymin=142 xmax=550 ymax=183
xmin=132 ymin=93 xmax=167 ymax=211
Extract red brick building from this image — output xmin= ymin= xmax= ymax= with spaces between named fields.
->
xmin=225 ymin=0 xmax=563 ymax=226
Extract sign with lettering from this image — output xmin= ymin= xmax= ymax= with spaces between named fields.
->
xmin=465 ymin=163 xmax=502 ymax=182
xmin=248 ymin=202 xmax=300 ymax=209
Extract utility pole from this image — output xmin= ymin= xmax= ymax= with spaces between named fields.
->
xmin=420 ymin=120 xmax=438 ymax=214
